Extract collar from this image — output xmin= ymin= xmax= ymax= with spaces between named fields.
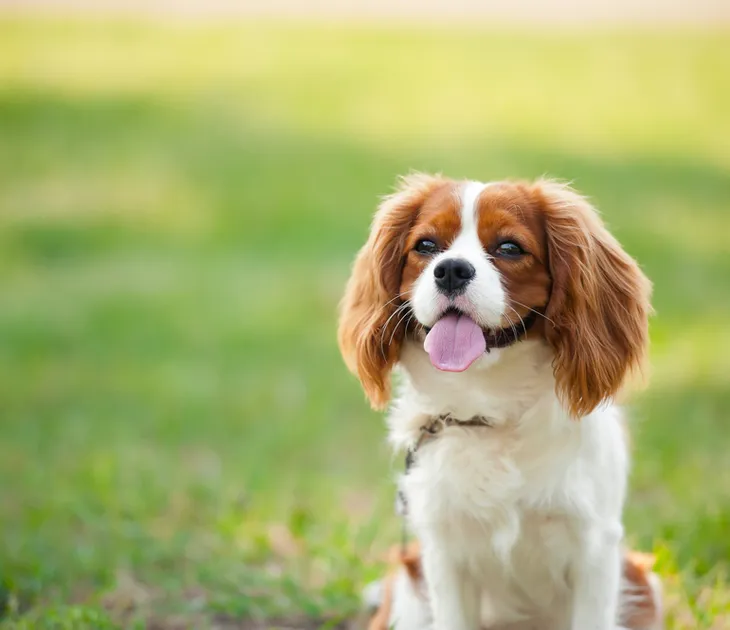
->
xmin=405 ymin=413 xmax=494 ymax=469
xmin=484 ymin=309 xmax=538 ymax=351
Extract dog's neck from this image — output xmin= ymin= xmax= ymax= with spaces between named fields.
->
xmin=388 ymin=338 xmax=558 ymax=451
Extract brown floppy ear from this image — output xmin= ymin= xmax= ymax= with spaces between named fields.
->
xmin=338 ymin=174 xmax=446 ymax=409
xmin=534 ymin=181 xmax=652 ymax=417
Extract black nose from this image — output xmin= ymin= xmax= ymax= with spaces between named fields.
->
xmin=433 ymin=258 xmax=475 ymax=295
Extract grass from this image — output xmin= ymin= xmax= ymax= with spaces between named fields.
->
xmin=0 ymin=16 xmax=729 ymax=629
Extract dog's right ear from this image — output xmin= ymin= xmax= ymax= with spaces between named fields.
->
xmin=533 ymin=181 xmax=652 ymax=417
xmin=338 ymin=174 xmax=446 ymax=409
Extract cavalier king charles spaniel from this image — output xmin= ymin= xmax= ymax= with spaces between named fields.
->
xmin=338 ymin=175 xmax=659 ymax=630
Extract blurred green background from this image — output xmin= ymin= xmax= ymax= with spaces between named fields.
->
xmin=1 ymin=14 xmax=729 ymax=630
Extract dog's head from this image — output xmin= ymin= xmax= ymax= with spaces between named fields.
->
xmin=338 ymin=175 xmax=651 ymax=416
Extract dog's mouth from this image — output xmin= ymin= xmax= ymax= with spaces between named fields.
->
xmin=423 ymin=308 xmax=537 ymax=372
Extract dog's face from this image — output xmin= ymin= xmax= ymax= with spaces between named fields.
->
xmin=339 ymin=174 xmax=651 ymax=416
xmin=401 ymin=180 xmax=551 ymax=371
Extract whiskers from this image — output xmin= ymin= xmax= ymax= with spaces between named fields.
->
xmin=389 ymin=309 xmax=418 ymax=347
xmin=497 ymin=303 xmax=541 ymax=347
xmin=503 ymin=305 xmax=524 ymax=342
xmin=508 ymin=299 xmax=555 ymax=327
xmin=379 ymin=295 xmax=433 ymax=360
xmin=380 ymin=301 xmax=411 ymax=360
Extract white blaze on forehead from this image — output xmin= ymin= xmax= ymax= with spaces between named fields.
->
xmin=460 ymin=181 xmax=489 ymax=233
xmin=451 ymin=181 xmax=490 ymax=252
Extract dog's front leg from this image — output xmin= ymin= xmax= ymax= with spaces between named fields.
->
xmin=571 ymin=524 xmax=623 ymax=630
xmin=422 ymin=541 xmax=480 ymax=630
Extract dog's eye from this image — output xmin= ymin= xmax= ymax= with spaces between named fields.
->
xmin=494 ymin=241 xmax=525 ymax=258
xmin=415 ymin=239 xmax=440 ymax=255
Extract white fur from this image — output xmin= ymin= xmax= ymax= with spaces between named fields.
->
xmin=376 ymin=556 xmax=664 ymax=630
xmin=388 ymin=181 xmax=632 ymax=630
xmin=381 ymin=560 xmax=664 ymax=630
xmin=390 ymin=569 xmax=434 ymax=629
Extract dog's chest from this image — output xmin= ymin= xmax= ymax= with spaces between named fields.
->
xmin=403 ymin=429 xmax=577 ymax=620
xmin=403 ymin=424 xmax=571 ymax=523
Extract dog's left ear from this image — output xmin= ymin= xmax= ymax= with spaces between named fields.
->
xmin=338 ymin=174 xmax=446 ymax=409
xmin=533 ymin=181 xmax=652 ymax=417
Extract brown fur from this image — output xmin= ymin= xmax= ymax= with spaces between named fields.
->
xmin=399 ymin=183 xmax=463 ymax=301
xmin=621 ymin=551 xmax=662 ymax=629
xmin=532 ymin=181 xmax=653 ymax=417
xmin=338 ymin=174 xmax=451 ymax=409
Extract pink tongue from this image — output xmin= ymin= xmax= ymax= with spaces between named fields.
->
xmin=424 ymin=312 xmax=487 ymax=372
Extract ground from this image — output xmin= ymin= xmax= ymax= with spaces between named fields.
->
xmin=0 ymin=17 xmax=729 ymax=630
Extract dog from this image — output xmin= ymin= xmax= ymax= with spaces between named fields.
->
xmin=338 ymin=175 xmax=655 ymax=630
xmin=364 ymin=544 xmax=663 ymax=630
